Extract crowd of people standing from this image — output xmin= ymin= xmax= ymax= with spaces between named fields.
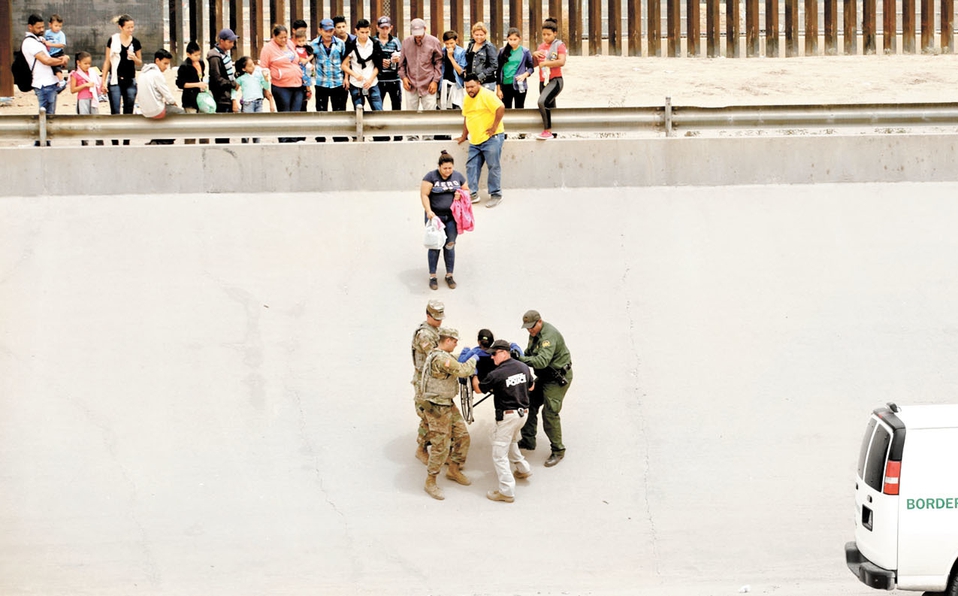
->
xmin=19 ymin=11 xmax=568 ymax=143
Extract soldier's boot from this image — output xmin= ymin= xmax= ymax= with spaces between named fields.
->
xmin=445 ymin=462 xmax=471 ymax=486
xmin=424 ymin=474 xmax=444 ymax=500
xmin=415 ymin=444 xmax=429 ymax=465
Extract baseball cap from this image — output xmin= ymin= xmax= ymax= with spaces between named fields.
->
xmin=410 ymin=18 xmax=426 ymax=34
xmin=320 ymin=18 xmax=335 ymax=31
xmin=218 ymin=28 xmax=238 ymax=42
xmin=426 ymin=299 xmax=445 ymax=320
xmin=377 ymin=16 xmax=392 ymax=26
xmin=488 ymin=339 xmax=511 ymax=353
xmin=521 ymin=310 xmax=541 ymax=329
xmin=438 ymin=327 xmax=459 ymax=340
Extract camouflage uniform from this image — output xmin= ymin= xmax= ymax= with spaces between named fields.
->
xmin=411 ymin=321 xmax=441 ymax=449
xmin=419 ymin=347 xmax=476 ymax=475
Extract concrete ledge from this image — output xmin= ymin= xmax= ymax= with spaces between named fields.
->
xmin=5 ymin=133 xmax=958 ymax=196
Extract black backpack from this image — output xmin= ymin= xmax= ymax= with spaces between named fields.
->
xmin=11 ymin=35 xmax=38 ymax=92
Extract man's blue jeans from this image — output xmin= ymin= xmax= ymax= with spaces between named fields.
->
xmin=466 ymin=133 xmax=503 ymax=199
xmin=349 ymin=84 xmax=383 ymax=110
xmin=34 ymin=84 xmax=58 ymax=115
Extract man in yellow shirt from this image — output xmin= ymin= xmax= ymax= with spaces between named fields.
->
xmin=456 ymin=73 xmax=506 ymax=208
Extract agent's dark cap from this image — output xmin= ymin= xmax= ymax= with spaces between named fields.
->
xmin=218 ymin=28 xmax=238 ymax=41
xmin=521 ymin=310 xmax=541 ymax=329
xmin=488 ymin=339 xmax=511 ymax=353
xmin=378 ymin=16 xmax=392 ymax=26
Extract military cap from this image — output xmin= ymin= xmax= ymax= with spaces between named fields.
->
xmin=488 ymin=339 xmax=511 ymax=353
xmin=426 ymin=300 xmax=445 ymax=320
xmin=521 ymin=310 xmax=541 ymax=329
xmin=438 ymin=327 xmax=459 ymax=340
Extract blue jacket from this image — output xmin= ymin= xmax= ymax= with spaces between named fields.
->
xmin=441 ymin=44 xmax=467 ymax=88
xmin=457 ymin=343 xmax=524 ymax=363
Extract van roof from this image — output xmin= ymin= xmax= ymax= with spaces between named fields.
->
xmin=892 ymin=404 xmax=958 ymax=429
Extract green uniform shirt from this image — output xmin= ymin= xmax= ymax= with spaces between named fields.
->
xmin=520 ymin=321 xmax=572 ymax=374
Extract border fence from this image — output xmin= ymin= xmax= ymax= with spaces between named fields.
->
xmin=160 ymin=0 xmax=955 ymax=58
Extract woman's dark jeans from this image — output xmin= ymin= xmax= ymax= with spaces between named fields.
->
xmin=108 ymin=80 xmax=137 ymax=145
xmin=272 ymin=85 xmax=306 ymax=142
xmin=426 ymin=212 xmax=458 ymax=275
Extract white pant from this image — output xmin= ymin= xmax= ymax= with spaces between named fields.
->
xmin=491 ymin=411 xmax=531 ymax=498
xmin=440 ymin=80 xmax=463 ymax=110
xmin=404 ymin=88 xmax=437 ymax=112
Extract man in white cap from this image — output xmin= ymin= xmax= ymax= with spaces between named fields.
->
xmin=397 ymin=17 xmax=442 ymax=113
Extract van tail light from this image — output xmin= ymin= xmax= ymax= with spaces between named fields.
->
xmin=883 ymin=460 xmax=901 ymax=495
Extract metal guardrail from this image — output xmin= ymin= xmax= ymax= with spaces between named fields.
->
xmin=4 ymin=101 xmax=958 ymax=145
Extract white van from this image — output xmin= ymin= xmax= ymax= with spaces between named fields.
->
xmin=846 ymin=403 xmax=958 ymax=595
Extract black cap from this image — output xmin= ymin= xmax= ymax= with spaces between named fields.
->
xmin=488 ymin=339 xmax=511 ymax=353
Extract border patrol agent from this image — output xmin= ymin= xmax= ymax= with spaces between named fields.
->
xmin=419 ymin=327 xmax=478 ymax=500
xmin=516 ymin=309 xmax=573 ymax=467
xmin=411 ymin=300 xmax=445 ymax=464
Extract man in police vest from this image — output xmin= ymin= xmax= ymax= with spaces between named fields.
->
xmin=479 ymin=340 xmax=534 ymax=502
xmin=411 ymin=300 xmax=445 ymax=464
xmin=516 ymin=310 xmax=573 ymax=467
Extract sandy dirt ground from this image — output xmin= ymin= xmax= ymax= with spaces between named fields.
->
xmin=3 ymin=53 xmax=958 ymax=116
xmin=4 ymin=181 xmax=958 ymax=595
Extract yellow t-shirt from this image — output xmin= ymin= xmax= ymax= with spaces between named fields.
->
xmin=462 ymin=87 xmax=505 ymax=145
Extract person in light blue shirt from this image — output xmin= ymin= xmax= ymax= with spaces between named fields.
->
xmin=235 ymin=56 xmax=273 ymax=143
xmin=44 ymin=14 xmax=67 ymax=90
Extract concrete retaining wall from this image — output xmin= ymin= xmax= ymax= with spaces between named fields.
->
xmin=5 ymin=133 xmax=958 ymax=196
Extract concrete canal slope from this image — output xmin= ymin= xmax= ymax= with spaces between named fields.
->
xmin=3 ymin=182 xmax=956 ymax=595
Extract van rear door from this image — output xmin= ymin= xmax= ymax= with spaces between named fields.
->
xmin=854 ymin=408 xmax=906 ymax=574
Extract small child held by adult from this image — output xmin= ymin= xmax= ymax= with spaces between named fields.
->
xmin=44 ymin=14 xmax=68 ymax=92
xmin=69 ymin=51 xmax=103 ymax=146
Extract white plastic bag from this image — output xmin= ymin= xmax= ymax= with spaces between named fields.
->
xmin=423 ymin=216 xmax=446 ymax=250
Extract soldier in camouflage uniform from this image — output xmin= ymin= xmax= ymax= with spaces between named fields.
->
xmin=419 ymin=327 xmax=479 ymax=500
xmin=411 ymin=300 xmax=446 ymax=464
xmin=516 ymin=309 xmax=573 ymax=467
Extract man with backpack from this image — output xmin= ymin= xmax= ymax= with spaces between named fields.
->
xmin=18 ymin=14 xmax=68 ymax=118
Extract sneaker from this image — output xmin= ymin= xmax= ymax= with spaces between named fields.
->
xmin=516 ymin=439 xmax=535 ymax=451
xmin=445 ymin=276 xmax=457 ymax=289
xmin=544 ymin=452 xmax=565 ymax=467
xmin=535 ymin=130 xmax=553 ymax=140
xmin=470 ymin=194 xmax=481 ymax=204
xmin=485 ymin=195 xmax=502 ymax=209
xmin=429 ymin=278 xmax=438 ymax=291
xmin=486 ymin=490 xmax=515 ymax=503
xmin=56 ymin=79 xmax=68 ymax=94
xmin=513 ymin=469 xmax=533 ymax=480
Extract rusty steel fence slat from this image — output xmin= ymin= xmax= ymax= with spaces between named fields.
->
xmin=169 ymin=0 xmax=958 ymax=57
xmin=7 ymin=103 xmax=958 ymax=146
